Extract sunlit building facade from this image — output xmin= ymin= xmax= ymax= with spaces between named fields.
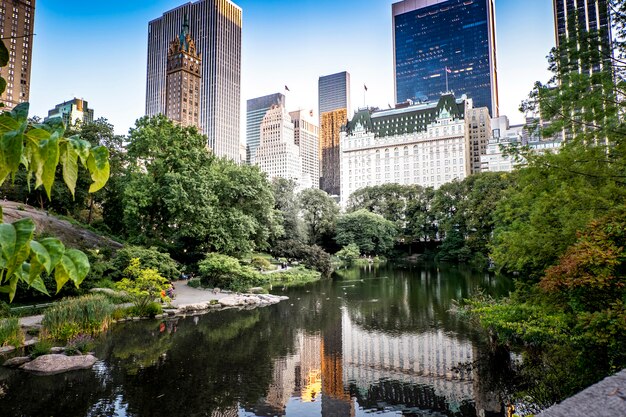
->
xmin=319 ymin=71 xmax=350 ymax=196
xmin=165 ymin=17 xmax=202 ymax=129
xmin=45 ymin=98 xmax=94 ymax=126
xmin=0 ymin=0 xmax=35 ymax=110
xmin=290 ymin=109 xmax=320 ymax=189
xmin=393 ymin=0 xmax=498 ymax=117
xmin=256 ymin=104 xmax=303 ymax=185
xmin=466 ymin=107 xmax=491 ymax=174
xmin=246 ymin=93 xmax=286 ymax=165
xmin=146 ymin=0 xmax=242 ymax=161
xmin=340 ymin=94 xmax=473 ymax=204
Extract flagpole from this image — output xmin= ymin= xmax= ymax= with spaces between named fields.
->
xmin=445 ymin=68 xmax=449 ymax=93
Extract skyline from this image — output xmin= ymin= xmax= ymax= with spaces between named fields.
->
xmin=29 ymin=0 xmax=553 ymax=136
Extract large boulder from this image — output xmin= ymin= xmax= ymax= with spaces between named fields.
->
xmin=20 ymin=354 xmax=97 ymax=375
xmin=3 ymin=356 xmax=32 ymax=368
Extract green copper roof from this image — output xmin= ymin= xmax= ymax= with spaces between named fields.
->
xmin=344 ymin=94 xmax=466 ymax=138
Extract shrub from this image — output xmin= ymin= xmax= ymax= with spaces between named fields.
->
xmin=30 ymin=339 xmax=53 ymax=358
xmin=336 ymin=243 xmax=360 ymax=264
xmin=0 ymin=317 xmax=24 ymax=347
xmin=273 ymin=240 xmax=333 ymax=276
xmin=115 ymin=259 xmax=170 ymax=317
xmin=197 ymin=253 xmax=268 ymax=292
xmin=0 ymin=301 xmax=10 ymax=318
xmin=42 ymin=295 xmax=115 ymax=342
xmin=251 ymin=256 xmax=272 ymax=271
xmin=65 ymin=334 xmax=94 ymax=356
xmin=144 ymin=302 xmax=163 ymax=318
xmin=187 ymin=278 xmax=201 ymax=289
xmin=111 ymin=246 xmax=181 ymax=281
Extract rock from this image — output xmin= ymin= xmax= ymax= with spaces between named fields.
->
xmin=3 ymin=356 xmax=31 ymax=367
xmin=248 ymin=287 xmax=265 ymax=294
xmin=20 ymin=354 xmax=98 ymax=375
xmin=219 ymin=296 xmax=241 ymax=307
xmin=23 ymin=338 xmax=38 ymax=347
xmin=50 ymin=347 xmax=65 ymax=354
xmin=0 ymin=346 xmax=16 ymax=354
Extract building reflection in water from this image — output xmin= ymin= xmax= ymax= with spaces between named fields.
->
xmin=251 ymin=303 xmax=500 ymax=416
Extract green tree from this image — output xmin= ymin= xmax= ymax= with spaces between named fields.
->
xmin=271 ymin=178 xmax=303 ymax=243
xmin=115 ymin=258 xmax=169 ymax=315
xmin=298 ymin=188 xmax=339 ymax=247
xmin=335 ymin=209 xmax=397 ymax=256
xmin=335 ymin=243 xmax=360 ymax=265
xmin=120 ymin=116 xmax=279 ymax=260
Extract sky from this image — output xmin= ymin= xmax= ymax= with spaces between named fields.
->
xmin=29 ymin=0 xmax=555 ymax=136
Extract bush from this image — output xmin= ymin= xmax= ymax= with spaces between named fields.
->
xmin=273 ymin=240 xmax=333 ymax=276
xmin=111 ymin=246 xmax=181 ymax=281
xmin=251 ymin=256 xmax=272 ymax=271
xmin=187 ymin=279 xmax=201 ymax=289
xmin=0 ymin=317 xmax=24 ymax=347
xmin=30 ymin=339 xmax=53 ymax=358
xmin=270 ymin=267 xmax=321 ymax=287
xmin=336 ymin=243 xmax=360 ymax=265
xmin=197 ymin=253 xmax=268 ymax=292
xmin=144 ymin=302 xmax=163 ymax=318
xmin=42 ymin=295 xmax=115 ymax=342
xmin=115 ymin=259 xmax=170 ymax=317
xmin=65 ymin=334 xmax=94 ymax=356
xmin=0 ymin=301 xmax=10 ymax=318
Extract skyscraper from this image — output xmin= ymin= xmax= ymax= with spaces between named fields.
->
xmin=319 ymin=71 xmax=350 ymax=196
xmin=146 ymin=0 xmax=242 ymax=161
xmin=392 ymin=0 xmax=499 ymax=117
xmin=165 ymin=16 xmax=202 ymax=129
xmin=553 ymin=0 xmax=612 ymax=74
xmin=290 ymin=109 xmax=320 ymax=189
xmin=45 ymin=98 xmax=94 ymax=126
xmin=246 ymin=93 xmax=285 ymax=165
xmin=0 ymin=0 xmax=35 ymax=110
xmin=256 ymin=104 xmax=303 ymax=185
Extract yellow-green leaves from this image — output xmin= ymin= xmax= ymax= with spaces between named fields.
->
xmin=0 ymin=103 xmax=110 ymax=199
xmin=0 ymin=219 xmax=91 ymax=300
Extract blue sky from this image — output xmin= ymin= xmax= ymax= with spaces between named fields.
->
xmin=29 ymin=0 xmax=554 ymax=136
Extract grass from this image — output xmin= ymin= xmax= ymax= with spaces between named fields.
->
xmin=0 ymin=317 xmax=24 ymax=347
xmin=42 ymin=295 xmax=115 ymax=342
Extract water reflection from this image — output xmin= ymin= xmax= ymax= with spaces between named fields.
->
xmin=0 ymin=262 xmax=513 ymax=417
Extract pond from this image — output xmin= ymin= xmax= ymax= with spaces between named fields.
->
xmin=0 ymin=262 xmax=515 ymax=417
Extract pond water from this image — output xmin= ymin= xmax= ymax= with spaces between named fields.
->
xmin=0 ymin=262 xmax=515 ymax=417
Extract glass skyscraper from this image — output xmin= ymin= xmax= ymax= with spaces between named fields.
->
xmin=246 ymin=93 xmax=286 ymax=165
xmin=393 ymin=0 xmax=499 ymax=117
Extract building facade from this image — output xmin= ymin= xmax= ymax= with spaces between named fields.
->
xmin=466 ymin=107 xmax=491 ymax=174
xmin=255 ymin=105 xmax=303 ymax=185
xmin=290 ymin=110 xmax=320 ymax=189
xmin=480 ymin=115 xmax=562 ymax=173
xmin=45 ymin=98 xmax=94 ymax=126
xmin=553 ymin=0 xmax=612 ymax=74
xmin=319 ymin=71 xmax=350 ymax=196
xmin=340 ymin=94 xmax=472 ymax=204
xmin=246 ymin=93 xmax=285 ymax=165
xmin=165 ymin=17 xmax=202 ymax=129
xmin=0 ymin=0 xmax=35 ymax=110
xmin=146 ymin=0 xmax=241 ymax=161
xmin=392 ymin=0 xmax=499 ymax=117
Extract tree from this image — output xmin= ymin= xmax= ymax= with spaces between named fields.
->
xmin=335 ymin=209 xmax=397 ymax=256
xmin=271 ymin=178 xmax=304 ymax=243
xmin=298 ymin=188 xmax=339 ymax=247
xmin=336 ymin=243 xmax=360 ymax=264
xmin=120 ymin=116 xmax=279 ymax=260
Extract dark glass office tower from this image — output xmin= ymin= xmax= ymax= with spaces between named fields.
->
xmin=393 ymin=0 xmax=499 ymax=117
xmin=553 ymin=0 xmax=612 ymax=74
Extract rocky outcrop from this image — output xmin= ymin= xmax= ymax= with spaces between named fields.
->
xmin=3 ymin=356 xmax=32 ymax=368
xmin=177 ymin=294 xmax=288 ymax=313
xmin=20 ymin=354 xmax=97 ymax=375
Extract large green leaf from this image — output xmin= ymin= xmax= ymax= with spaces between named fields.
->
xmin=0 ymin=223 xmax=16 ymax=265
xmin=65 ymin=249 xmax=90 ymax=286
xmin=11 ymin=103 xmax=29 ymax=123
xmin=87 ymin=146 xmax=110 ymax=193
xmin=40 ymin=133 xmax=60 ymax=199
xmin=67 ymin=136 xmax=91 ymax=166
xmin=25 ymin=128 xmax=51 ymax=146
xmin=2 ymin=131 xmax=24 ymax=174
xmin=39 ymin=238 xmax=65 ymax=271
xmin=0 ymin=113 xmax=20 ymax=134
xmin=30 ymin=276 xmax=50 ymax=296
xmin=59 ymin=141 xmax=79 ymax=198
xmin=6 ymin=219 xmax=35 ymax=279
xmin=55 ymin=255 xmax=77 ymax=293
xmin=29 ymin=240 xmax=51 ymax=273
